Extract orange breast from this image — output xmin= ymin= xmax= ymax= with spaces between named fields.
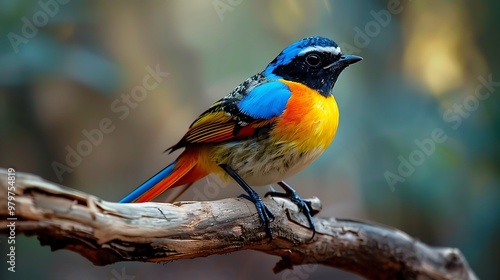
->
xmin=273 ymin=80 xmax=340 ymax=152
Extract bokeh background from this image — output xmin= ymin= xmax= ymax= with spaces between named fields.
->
xmin=1 ymin=0 xmax=499 ymax=279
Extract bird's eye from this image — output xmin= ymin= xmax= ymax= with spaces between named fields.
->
xmin=305 ymin=53 xmax=321 ymax=67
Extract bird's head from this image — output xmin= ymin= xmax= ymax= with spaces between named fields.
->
xmin=264 ymin=36 xmax=362 ymax=96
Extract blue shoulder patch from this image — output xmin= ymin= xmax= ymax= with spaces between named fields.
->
xmin=237 ymin=81 xmax=291 ymax=119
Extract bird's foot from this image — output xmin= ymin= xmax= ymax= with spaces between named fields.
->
xmin=239 ymin=193 xmax=275 ymax=241
xmin=265 ymin=181 xmax=316 ymax=239
xmin=219 ymin=164 xmax=275 ymax=242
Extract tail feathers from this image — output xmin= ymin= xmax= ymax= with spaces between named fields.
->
xmin=119 ymin=157 xmax=199 ymax=203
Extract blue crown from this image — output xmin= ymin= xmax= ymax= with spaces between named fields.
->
xmin=269 ymin=36 xmax=340 ymax=67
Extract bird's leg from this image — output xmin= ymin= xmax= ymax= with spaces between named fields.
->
xmin=219 ymin=164 xmax=274 ymax=241
xmin=265 ymin=181 xmax=316 ymax=239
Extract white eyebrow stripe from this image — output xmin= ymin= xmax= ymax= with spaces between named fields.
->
xmin=298 ymin=46 xmax=341 ymax=56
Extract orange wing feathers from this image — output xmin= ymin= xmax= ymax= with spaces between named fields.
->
xmin=170 ymin=109 xmax=278 ymax=151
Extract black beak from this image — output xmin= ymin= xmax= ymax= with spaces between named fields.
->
xmin=324 ymin=54 xmax=363 ymax=69
xmin=339 ymin=54 xmax=363 ymax=65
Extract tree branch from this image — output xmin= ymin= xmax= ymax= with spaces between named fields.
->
xmin=0 ymin=168 xmax=477 ymax=280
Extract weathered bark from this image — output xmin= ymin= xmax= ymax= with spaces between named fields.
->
xmin=0 ymin=168 xmax=477 ymax=280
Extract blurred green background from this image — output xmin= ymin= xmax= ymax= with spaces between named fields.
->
xmin=1 ymin=0 xmax=499 ymax=279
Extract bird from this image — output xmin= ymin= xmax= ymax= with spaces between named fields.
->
xmin=119 ymin=36 xmax=362 ymax=239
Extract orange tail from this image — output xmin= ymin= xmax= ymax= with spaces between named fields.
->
xmin=119 ymin=149 xmax=208 ymax=203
